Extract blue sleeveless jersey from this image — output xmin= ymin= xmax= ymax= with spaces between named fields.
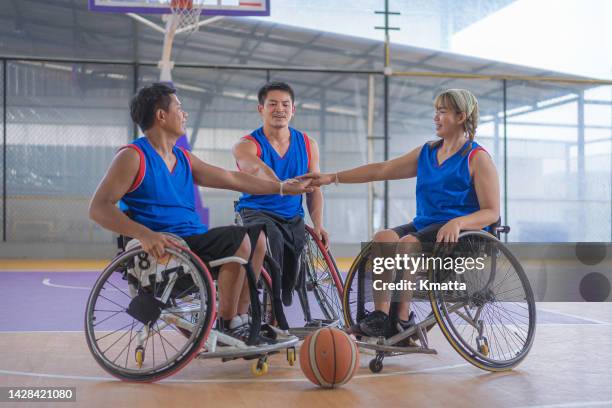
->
xmin=235 ymin=127 xmax=311 ymax=219
xmin=119 ymin=137 xmax=207 ymax=237
xmin=413 ymin=140 xmax=485 ymax=230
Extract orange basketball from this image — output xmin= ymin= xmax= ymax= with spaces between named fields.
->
xmin=299 ymin=327 xmax=360 ymax=388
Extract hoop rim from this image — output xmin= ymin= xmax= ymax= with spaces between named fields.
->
xmin=171 ymin=0 xmax=194 ymax=11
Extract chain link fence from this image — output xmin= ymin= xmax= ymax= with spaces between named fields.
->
xmin=1 ymin=59 xmax=610 ymax=248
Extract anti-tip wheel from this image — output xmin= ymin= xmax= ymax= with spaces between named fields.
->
xmin=251 ymin=360 xmax=269 ymax=376
xmin=135 ymin=346 xmax=145 ymax=368
xmin=369 ymin=358 xmax=383 ymax=373
xmin=287 ymin=348 xmax=296 ymax=366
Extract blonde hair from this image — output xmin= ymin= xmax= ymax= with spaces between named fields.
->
xmin=434 ymin=89 xmax=479 ymax=142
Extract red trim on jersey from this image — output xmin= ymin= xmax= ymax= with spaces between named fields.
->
xmin=468 ymin=146 xmax=487 ymax=164
xmin=468 ymin=146 xmax=489 ymax=175
xmin=303 ymin=132 xmax=312 ymax=171
xmin=118 ymin=144 xmax=146 ymax=193
xmin=242 ymin=135 xmax=262 ymax=158
xmin=178 ymin=147 xmax=192 ymax=171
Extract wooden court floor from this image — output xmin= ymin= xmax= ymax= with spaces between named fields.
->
xmin=1 ymin=263 xmax=611 ymax=407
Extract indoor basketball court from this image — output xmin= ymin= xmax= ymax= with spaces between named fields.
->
xmin=1 ymin=1 xmax=612 ymax=407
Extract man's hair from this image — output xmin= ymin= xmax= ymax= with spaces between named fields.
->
xmin=130 ymin=83 xmax=176 ymax=132
xmin=257 ymin=81 xmax=295 ymax=105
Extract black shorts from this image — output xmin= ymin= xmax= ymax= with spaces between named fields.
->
xmin=391 ymin=222 xmax=445 ymax=243
xmin=182 ymin=225 xmax=263 ymax=278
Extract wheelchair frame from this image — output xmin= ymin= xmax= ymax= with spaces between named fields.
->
xmin=234 ymin=208 xmax=345 ymax=337
xmin=342 ymin=223 xmax=537 ymax=374
xmin=84 ymin=234 xmax=298 ymax=382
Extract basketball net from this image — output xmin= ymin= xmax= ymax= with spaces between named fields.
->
xmin=159 ymin=0 xmax=204 ymax=82
xmin=169 ymin=0 xmax=204 ymax=34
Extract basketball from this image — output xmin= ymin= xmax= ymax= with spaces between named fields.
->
xmin=299 ymin=328 xmax=360 ymax=388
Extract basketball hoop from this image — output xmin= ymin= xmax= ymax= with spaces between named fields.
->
xmin=169 ymin=0 xmax=204 ymax=34
xmin=91 ymin=0 xmax=269 ymax=83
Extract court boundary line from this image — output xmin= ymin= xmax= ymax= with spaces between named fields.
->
xmin=0 ymin=363 xmax=469 ymax=383
xmin=42 ymin=278 xmax=93 ymax=290
xmin=537 ymin=307 xmax=609 ymax=325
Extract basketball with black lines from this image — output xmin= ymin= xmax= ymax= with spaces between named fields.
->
xmin=299 ymin=328 xmax=360 ymax=388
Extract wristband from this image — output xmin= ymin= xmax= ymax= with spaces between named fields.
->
xmin=334 ymin=172 xmax=339 ymax=186
xmin=279 ymin=181 xmax=284 ymax=196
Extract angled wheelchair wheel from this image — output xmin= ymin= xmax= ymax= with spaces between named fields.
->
xmin=84 ymin=245 xmax=215 ymax=382
xmin=342 ymin=242 xmax=436 ymax=334
xmin=428 ymin=230 xmax=536 ymax=371
xmin=295 ymin=225 xmax=345 ymax=329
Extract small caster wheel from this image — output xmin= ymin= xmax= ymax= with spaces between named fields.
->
xmin=476 ymin=336 xmax=489 ymax=357
xmin=135 ymin=346 xmax=145 ymax=368
xmin=369 ymin=357 xmax=383 ymax=373
xmin=287 ymin=348 xmax=296 ymax=366
xmin=478 ymin=343 xmax=489 ymax=356
xmin=251 ymin=360 xmax=269 ymax=376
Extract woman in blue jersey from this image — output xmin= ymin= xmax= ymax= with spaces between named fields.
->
xmin=299 ymin=89 xmax=500 ymax=339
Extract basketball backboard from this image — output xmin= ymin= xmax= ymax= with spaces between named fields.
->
xmin=88 ymin=0 xmax=270 ymax=16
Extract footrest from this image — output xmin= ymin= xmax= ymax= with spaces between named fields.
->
xmin=355 ymin=340 xmax=438 ymax=355
xmin=198 ymin=337 xmax=299 ymax=360
xmin=289 ymin=319 xmax=340 ymax=339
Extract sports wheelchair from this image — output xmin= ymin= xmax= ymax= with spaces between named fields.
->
xmin=234 ymin=207 xmax=345 ymax=338
xmin=342 ymin=222 xmax=536 ymax=373
xmin=84 ymin=233 xmax=298 ymax=382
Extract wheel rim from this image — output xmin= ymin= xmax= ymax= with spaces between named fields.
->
xmin=432 ymin=231 xmax=536 ymax=368
xmin=85 ymin=247 xmax=213 ymax=379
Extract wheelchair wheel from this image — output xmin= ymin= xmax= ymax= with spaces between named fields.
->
xmin=84 ymin=246 xmax=215 ymax=382
xmin=297 ymin=225 xmax=345 ymax=328
xmin=429 ymin=230 xmax=536 ymax=371
xmin=342 ymin=242 xmax=436 ymax=334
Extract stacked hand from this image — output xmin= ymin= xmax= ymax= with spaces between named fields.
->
xmin=282 ymin=178 xmax=314 ymax=195
xmin=297 ymin=172 xmax=335 ymax=187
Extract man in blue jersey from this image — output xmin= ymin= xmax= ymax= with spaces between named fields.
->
xmin=89 ymin=83 xmax=311 ymax=342
xmin=233 ymin=82 xmax=328 ymax=306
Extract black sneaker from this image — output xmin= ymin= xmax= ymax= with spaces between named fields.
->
xmin=218 ymin=317 xmax=250 ymax=345
xmin=227 ymin=325 xmax=250 ymax=341
xmin=393 ymin=311 xmax=418 ymax=347
xmin=352 ymin=310 xmax=390 ymax=338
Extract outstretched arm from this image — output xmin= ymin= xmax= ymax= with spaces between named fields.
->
xmin=187 ymin=150 xmax=312 ymax=195
xmin=299 ymin=145 xmax=422 ymax=186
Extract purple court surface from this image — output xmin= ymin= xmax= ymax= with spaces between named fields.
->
xmin=0 ymin=271 xmax=599 ymax=332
